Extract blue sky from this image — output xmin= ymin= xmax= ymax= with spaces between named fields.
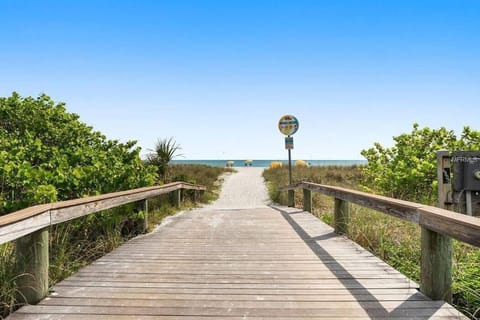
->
xmin=1 ymin=0 xmax=479 ymax=159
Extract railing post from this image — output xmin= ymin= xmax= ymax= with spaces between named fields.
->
xmin=303 ymin=188 xmax=312 ymax=213
xmin=418 ymin=152 xmax=453 ymax=302
xmin=420 ymin=228 xmax=452 ymax=302
xmin=334 ymin=198 xmax=349 ymax=235
xmin=15 ymin=227 xmax=49 ymax=305
xmin=288 ymin=190 xmax=295 ymax=207
xmin=142 ymin=199 xmax=149 ymax=233
xmin=172 ymin=188 xmax=182 ymax=208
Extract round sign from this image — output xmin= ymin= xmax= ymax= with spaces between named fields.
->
xmin=278 ymin=115 xmax=299 ymax=136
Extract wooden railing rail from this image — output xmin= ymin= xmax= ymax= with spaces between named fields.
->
xmin=282 ymin=181 xmax=480 ymax=302
xmin=0 ymin=182 xmax=206 ymax=305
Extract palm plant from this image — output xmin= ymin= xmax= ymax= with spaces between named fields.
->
xmin=146 ymin=137 xmax=183 ymax=182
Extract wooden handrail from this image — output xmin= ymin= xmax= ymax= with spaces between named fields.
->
xmin=0 ymin=182 xmax=206 ymax=245
xmin=282 ymin=181 xmax=480 ymax=302
xmin=1 ymin=181 xmax=206 ymax=305
xmin=282 ymin=181 xmax=480 ymax=247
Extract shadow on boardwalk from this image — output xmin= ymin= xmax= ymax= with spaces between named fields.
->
xmin=272 ymin=205 xmax=462 ymax=319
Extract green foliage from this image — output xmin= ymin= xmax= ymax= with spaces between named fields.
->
xmin=0 ymin=92 xmax=156 ymax=317
xmin=361 ymin=124 xmax=480 ymax=203
xmin=146 ymin=137 xmax=183 ymax=182
xmin=0 ymin=93 xmax=157 ymax=214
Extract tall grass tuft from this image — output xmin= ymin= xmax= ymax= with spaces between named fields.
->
xmin=169 ymin=164 xmax=234 ymax=203
xmin=0 ymin=243 xmax=18 ymax=319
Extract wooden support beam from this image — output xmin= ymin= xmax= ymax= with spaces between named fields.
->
xmin=288 ymin=190 xmax=295 ymax=207
xmin=420 ymin=227 xmax=452 ymax=302
xmin=334 ymin=198 xmax=349 ymax=235
xmin=172 ymin=189 xmax=182 ymax=208
xmin=15 ymin=227 xmax=49 ymax=305
xmin=142 ymin=199 xmax=149 ymax=233
xmin=303 ymin=188 xmax=312 ymax=213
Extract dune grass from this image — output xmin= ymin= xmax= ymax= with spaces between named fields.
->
xmin=263 ymin=165 xmax=480 ymax=319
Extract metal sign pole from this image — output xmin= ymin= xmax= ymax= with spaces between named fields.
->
xmin=288 ymin=136 xmax=292 ymax=185
xmin=278 ymin=115 xmax=299 ymax=208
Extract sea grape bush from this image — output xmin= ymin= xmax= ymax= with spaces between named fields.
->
xmin=0 ymin=93 xmax=156 ymax=214
xmin=361 ymin=123 xmax=480 ymax=203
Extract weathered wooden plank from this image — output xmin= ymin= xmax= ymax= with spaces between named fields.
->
xmin=291 ymin=181 xmax=480 ymax=247
xmin=0 ymin=204 xmax=51 ymax=227
xmin=39 ymin=297 xmax=448 ymax=309
xmin=68 ymin=270 xmax=411 ymax=279
xmin=7 ymin=315 xmax=465 ymax=320
xmin=46 ymin=291 xmax=428 ymax=301
xmin=0 ymin=211 xmax=51 ymax=244
xmin=0 ymin=182 xmax=205 ymax=245
xmin=75 ymin=268 xmax=401 ymax=279
xmin=54 ymin=280 xmax=416 ymax=289
xmin=419 ymin=206 xmax=480 ymax=247
xmin=12 ymin=305 xmax=463 ymax=318
xmin=50 ymin=185 xmax=180 ymax=225
xmin=299 ymin=182 xmax=421 ymax=224
xmin=50 ymin=285 xmax=423 ymax=296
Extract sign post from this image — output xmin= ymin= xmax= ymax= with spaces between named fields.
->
xmin=278 ymin=115 xmax=299 ymax=207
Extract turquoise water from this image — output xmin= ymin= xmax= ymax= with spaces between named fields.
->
xmin=171 ymin=159 xmax=366 ymax=168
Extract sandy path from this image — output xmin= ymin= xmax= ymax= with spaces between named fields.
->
xmin=204 ymin=167 xmax=271 ymax=210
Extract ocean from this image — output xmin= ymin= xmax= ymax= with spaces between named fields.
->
xmin=171 ymin=159 xmax=367 ymax=168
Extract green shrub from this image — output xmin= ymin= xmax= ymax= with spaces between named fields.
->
xmin=361 ymin=124 xmax=480 ymax=203
xmin=0 ymin=92 xmax=157 ymax=214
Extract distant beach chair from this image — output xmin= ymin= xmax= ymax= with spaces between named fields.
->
xmin=269 ymin=162 xmax=283 ymax=169
xmin=226 ymin=160 xmax=234 ymax=168
xmin=295 ymin=160 xmax=309 ymax=167
xmin=245 ymin=160 xmax=253 ymax=167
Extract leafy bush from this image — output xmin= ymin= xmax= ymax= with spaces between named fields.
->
xmin=360 ymin=124 xmax=480 ymax=203
xmin=0 ymin=93 xmax=156 ymax=214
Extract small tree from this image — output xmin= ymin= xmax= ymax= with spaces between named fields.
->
xmin=146 ymin=137 xmax=183 ymax=182
xmin=361 ymin=124 xmax=480 ymax=204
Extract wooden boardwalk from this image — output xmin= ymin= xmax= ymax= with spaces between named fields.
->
xmin=9 ymin=205 xmax=465 ymax=319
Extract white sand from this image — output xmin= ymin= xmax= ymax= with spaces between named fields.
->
xmin=203 ymin=167 xmax=271 ymax=210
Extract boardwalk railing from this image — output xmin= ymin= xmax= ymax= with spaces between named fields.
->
xmin=0 ymin=182 xmax=206 ymax=305
xmin=282 ymin=182 xmax=480 ymax=303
